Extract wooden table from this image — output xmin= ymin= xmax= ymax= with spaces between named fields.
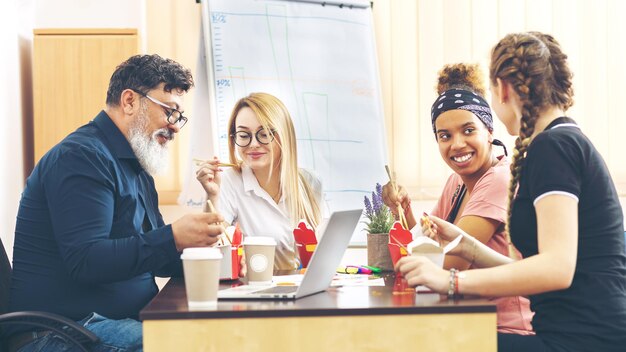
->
xmin=140 ymin=274 xmax=496 ymax=351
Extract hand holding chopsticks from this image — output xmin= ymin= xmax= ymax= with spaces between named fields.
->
xmin=384 ymin=165 xmax=410 ymax=230
xmin=206 ymin=200 xmax=232 ymax=245
xmin=195 ymin=157 xmax=227 ymax=199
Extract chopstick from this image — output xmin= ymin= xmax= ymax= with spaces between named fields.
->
xmin=385 ymin=165 xmax=410 ymax=230
xmin=389 ymin=233 xmax=410 ymax=254
xmin=193 ymin=158 xmax=238 ymax=167
xmin=206 ymin=200 xmax=232 ymax=245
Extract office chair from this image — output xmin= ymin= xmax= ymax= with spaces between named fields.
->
xmin=0 ymin=236 xmax=99 ymax=352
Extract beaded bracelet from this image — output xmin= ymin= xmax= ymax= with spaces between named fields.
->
xmin=448 ymin=268 xmax=458 ymax=299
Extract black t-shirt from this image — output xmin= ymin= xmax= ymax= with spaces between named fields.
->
xmin=510 ymin=117 xmax=626 ymax=351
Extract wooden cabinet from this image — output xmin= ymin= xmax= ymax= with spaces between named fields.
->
xmin=33 ymin=28 xmax=139 ymax=162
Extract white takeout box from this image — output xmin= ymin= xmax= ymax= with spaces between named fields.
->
xmin=407 ymin=235 xmax=463 ymax=268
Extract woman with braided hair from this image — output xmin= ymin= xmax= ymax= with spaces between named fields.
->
xmin=395 ymin=32 xmax=626 ymax=351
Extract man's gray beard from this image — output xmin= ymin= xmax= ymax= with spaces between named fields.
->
xmin=128 ymin=109 xmax=173 ymax=175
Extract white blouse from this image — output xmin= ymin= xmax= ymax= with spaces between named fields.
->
xmin=218 ymin=165 xmax=323 ymax=270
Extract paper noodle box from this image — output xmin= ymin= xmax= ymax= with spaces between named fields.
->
xmin=408 ymin=235 xmax=462 ymax=293
xmin=218 ymin=244 xmax=242 ymax=280
xmin=387 ymin=221 xmax=412 ymax=267
xmin=293 ymin=221 xmax=317 ymax=268
xmin=218 ymin=225 xmax=244 ymax=280
xmin=407 ymin=234 xmax=463 ymax=267
xmin=408 ymin=237 xmax=445 ymax=267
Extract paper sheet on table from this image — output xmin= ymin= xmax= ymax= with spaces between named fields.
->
xmin=271 ymin=274 xmax=385 ymax=287
xmin=331 ymin=274 xmax=385 ymax=287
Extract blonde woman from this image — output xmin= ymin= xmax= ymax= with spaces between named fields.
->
xmin=196 ymin=92 xmax=323 ymax=270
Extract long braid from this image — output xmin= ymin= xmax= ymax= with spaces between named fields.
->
xmin=530 ymin=32 xmax=575 ymax=111
xmin=490 ymin=33 xmax=554 ymax=259
xmin=505 ymin=101 xmax=539 ymax=258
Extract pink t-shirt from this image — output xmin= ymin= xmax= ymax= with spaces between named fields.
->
xmin=431 ymin=156 xmax=534 ymax=335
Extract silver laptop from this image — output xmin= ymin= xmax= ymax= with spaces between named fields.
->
xmin=217 ymin=209 xmax=362 ymax=300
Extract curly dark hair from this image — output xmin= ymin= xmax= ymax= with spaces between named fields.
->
xmin=436 ymin=63 xmax=486 ymax=96
xmin=106 ymin=54 xmax=194 ymax=106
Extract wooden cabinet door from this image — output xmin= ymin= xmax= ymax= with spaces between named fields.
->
xmin=33 ymin=28 xmax=138 ymax=162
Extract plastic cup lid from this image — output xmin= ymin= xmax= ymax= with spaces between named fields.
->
xmin=180 ymin=247 xmax=223 ymax=260
xmin=243 ymin=236 xmax=277 ymax=246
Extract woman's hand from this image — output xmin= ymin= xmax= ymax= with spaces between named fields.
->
xmin=421 ymin=214 xmax=466 ymax=257
xmin=381 ymin=182 xmax=411 ymax=217
xmin=395 ymin=255 xmax=449 ymax=293
xmin=195 ymin=157 xmax=222 ymax=199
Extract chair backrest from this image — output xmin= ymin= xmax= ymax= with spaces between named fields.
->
xmin=0 ymin=236 xmax=12 ymax=315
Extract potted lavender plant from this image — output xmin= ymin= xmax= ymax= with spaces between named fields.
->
xmin=363 ymin=183 xmax=395 ymax=271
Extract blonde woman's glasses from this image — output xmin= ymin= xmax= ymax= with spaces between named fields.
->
xmin=231 ymin=129 xmax=275 ymax=147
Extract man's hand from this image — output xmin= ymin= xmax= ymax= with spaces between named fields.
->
xmin=171 ymin=213 xmax=224 ymax=251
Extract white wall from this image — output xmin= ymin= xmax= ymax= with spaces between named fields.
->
xmin=33 ymin=0 xmax=142 ymax=28
xmin=0 ymin=0 xmax=23 ymax=262
xmin=32 ymin=0 xmax=147 ymax=50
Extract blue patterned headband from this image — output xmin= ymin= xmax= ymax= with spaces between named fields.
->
xmin=430 ymin=88 xmax=494 ymax=133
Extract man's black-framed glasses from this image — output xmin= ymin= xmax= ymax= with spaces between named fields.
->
xmin=131 ymin=88 xmax=188 ymax=129
xmin=231 ymin=129 xmax=276 ymax=147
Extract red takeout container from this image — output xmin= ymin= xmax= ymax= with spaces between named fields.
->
xmin=387 ymin=221 xmax=412 ymax=267
xmin=293 ymin=221 xmax=317 ymax=268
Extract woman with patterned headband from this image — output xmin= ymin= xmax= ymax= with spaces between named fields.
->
xmin=383 ymin=63 xmax=533 ymax=335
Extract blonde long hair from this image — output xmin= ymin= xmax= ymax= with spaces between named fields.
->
xmin=489 ymin=32 xmax=574 ymax=258
xmin=227 ymin=92 xmax=322 ymax=228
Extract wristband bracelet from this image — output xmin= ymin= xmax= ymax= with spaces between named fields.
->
xmin=448 ymin=268 xmax=458 ymax=299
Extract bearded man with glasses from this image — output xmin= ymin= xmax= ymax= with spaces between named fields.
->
xmin=6 ymin=54 xmax=225 ymax=352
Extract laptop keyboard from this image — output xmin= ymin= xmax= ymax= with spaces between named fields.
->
xmin=255 ymin=286 xmax=298 ymax=294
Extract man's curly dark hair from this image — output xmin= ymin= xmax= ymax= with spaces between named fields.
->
xmin=106 ymin=54 xmax=194 ymax=106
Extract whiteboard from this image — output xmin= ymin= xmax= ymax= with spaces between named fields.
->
xmin=180 ymin=0 xmax=387 ymax=245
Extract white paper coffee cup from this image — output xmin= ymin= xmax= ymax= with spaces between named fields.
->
xmin=243 ymin=236 xmax=276 ymax=285
xmin=181 ymin=247 xmax=222 ymax=309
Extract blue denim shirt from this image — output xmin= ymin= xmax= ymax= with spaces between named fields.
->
xmin=9 ymin=111 xmax=182 ymax=322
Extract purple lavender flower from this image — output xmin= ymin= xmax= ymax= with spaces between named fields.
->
xmin=376 ymin=183 xmax=383 ymax=199
xmin=372 ymin=191 xmax=382 ymax=213
xmin=363 ymin=183 xmax=393 ymax=234
xmin=363 ymin=195 xmax=373 ymax=217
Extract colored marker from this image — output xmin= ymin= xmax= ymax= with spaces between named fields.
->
xmin=336 ymin=266 xmax=359 ymax=274
xmin=348 ymin=265 xmax=372 ymax=274
xmin=362 ymin=265 xmax=382 ymax=273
